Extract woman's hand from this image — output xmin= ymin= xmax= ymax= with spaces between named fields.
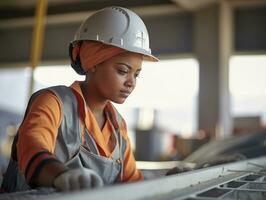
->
xmin=53 ymin=168 xmax=104 ymax=191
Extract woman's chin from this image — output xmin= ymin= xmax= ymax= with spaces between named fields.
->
xmin=112 ymin=97 xmax=126 ymax=104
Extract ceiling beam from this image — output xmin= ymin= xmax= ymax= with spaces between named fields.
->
xmin=172 ymin=0 xmax=266 ymax=11
xmin=172 ymin=0 xmax=218 ymax=11
xmin=0 ymin=4 xmax=181 ymax=29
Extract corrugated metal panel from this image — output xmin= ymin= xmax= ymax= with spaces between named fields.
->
xmin=2 ymin=157 xmax=266 ymax=200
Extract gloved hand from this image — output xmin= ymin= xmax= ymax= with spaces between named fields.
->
xmin=53 ymin=168 xmax=104 ymax=191
xmin=165 ymin=165 xmax=194 ymax=176
xmin=165 ymin=163 xmax=196 ymax=176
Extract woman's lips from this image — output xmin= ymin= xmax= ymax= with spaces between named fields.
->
xmin=120 ymin=90 xmax=131 ymax=98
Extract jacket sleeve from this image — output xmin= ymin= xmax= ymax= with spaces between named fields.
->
xmin=120 ymin=120 xmax=144 ymax=182
xmin=16 ymin=90 xmax=63 ymax=184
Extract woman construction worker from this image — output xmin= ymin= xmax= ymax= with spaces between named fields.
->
xmin=1 ymin=6 xmax=158 ymax=192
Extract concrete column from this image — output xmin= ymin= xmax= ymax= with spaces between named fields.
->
xmin=218 ymin=0 xmax=233 ymax=138
xmin=195 ymin=2 xmax=232 ymax=138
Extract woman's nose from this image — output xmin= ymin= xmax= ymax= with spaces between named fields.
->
xmin=125 ymin=75 xmax=135 ymax=88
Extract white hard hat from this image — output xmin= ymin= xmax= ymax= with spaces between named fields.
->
xmin=69 ymin=6 xmax=158 ymax=74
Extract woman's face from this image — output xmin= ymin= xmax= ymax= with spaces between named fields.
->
xmin=89 ymin=52 xmax=143 ymax=104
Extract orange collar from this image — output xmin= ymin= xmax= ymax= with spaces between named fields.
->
xmin=70 ymin=81 xmax=120 ymax=156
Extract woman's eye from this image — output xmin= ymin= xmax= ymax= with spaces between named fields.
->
xmin=118 ymin=69 xmax=128 ymax=75
xmin=135 ymin=73 xmax=140 ymax=78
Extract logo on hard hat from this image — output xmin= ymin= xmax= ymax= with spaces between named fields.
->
xmin=135 ymin=31 xmax=147 ymax=48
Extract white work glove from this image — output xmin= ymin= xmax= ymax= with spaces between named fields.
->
xmin=53 ymin=168 xmax=104 ymax=191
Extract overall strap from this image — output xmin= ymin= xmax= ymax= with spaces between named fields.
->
xmin=48 ymin=86 xmax=82 ymax=162
xmin=84 ymin=129 xmax=100 ymax=155
xmin=105 ymin=107 xmax=126 ymax=180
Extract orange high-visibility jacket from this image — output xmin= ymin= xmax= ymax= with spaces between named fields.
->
xmin=17 ymin=81 xmax=143 ymax=184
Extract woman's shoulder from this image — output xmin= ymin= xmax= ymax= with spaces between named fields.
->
xmin=31 ymin=85 xmax=75 ymax=105
xmin=31 ymin=87 xmax=62 ymax=105
xmin=20 ymin=87 xmax=64 ymax=132
xmin=27 ymin=87 xmax=64 ymax=120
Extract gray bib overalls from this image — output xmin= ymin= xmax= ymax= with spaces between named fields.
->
xmin=1 ymin=86 xmax=126 ymax=192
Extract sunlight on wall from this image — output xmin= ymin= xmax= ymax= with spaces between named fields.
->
xmin=230 ymin=55 xmax=266 ymax=123
xmin=34 ymin=66 xmax=84 ymax=90
xmin=0 ymin=67 xmax=30 ymax=113
xmin=230 ymin=55 xmax=266 ymax=96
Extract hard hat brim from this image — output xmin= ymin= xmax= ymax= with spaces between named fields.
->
xmin=101 ymin=41 xmax=159 ymax=62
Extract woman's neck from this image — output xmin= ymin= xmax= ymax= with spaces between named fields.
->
xmin=80 ymin=81 xmax=107 ymax=115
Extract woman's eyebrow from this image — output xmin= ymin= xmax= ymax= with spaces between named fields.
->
xmin=116 ymin=62 xmax=142 ymax=71
xmin=116 ymin=62 xmax=132 ymax=70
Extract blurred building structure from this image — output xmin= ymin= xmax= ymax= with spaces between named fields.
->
xmin=0 ymin=0 xmax=266 ymax=161
xmin=0 ymin=0 xmax=266 ymax=199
